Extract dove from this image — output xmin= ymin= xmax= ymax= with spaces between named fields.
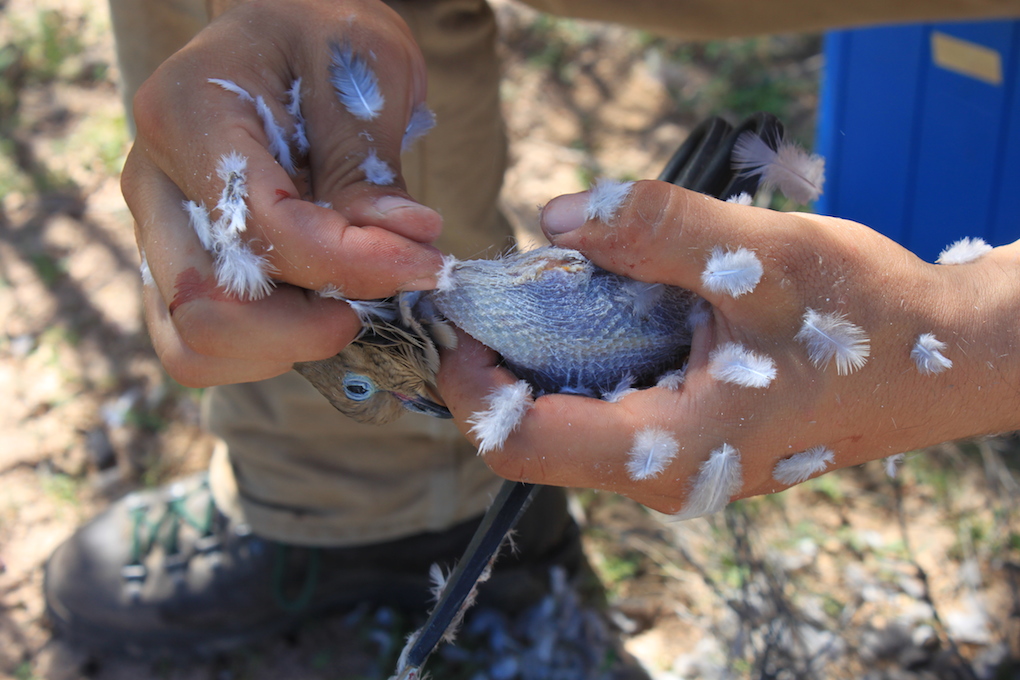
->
xmin=293 ymin=292 xmax=455 ymax=425
xmin=297 ymin=113 xmax=818 ymax=433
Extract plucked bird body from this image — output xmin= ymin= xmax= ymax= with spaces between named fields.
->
xmin=295 ymin=246 xmax=697 ymax=423
xmin=431 ymin=247 xmax=696 ymax=397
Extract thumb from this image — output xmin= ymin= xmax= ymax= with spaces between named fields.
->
xmin=540 ymin=180 xmax=813 ymax=310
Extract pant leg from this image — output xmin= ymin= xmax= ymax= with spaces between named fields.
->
xmin=107 ymin=0 xmax=208 ymax=133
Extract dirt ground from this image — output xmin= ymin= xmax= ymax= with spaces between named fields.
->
xmin=2 ymin=1 xmax=1019 ymax=679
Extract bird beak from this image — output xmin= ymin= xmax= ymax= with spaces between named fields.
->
xmin=397 ymin=391 xmax=453 ymax=419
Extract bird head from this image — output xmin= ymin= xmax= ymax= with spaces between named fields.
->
xmin=294 ymin=334 xmax=451 ymax=426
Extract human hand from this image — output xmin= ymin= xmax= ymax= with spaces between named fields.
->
xmin=125 ymin=0 xmax=443 ymax=386
xmin=438 ymin=181 xmax=1020 ymax=516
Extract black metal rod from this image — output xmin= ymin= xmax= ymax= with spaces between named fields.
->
xmin=405 ymin=480 xmax=539 ymax=670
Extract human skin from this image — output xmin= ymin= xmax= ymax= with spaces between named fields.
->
xmin=125 ymin=0 xmax=442 ymax=387
xmin=437 ymin=181 xmax=1020 ymax=514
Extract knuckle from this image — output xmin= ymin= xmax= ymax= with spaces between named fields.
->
xmin=480 ymin=448 xmax=527 ymax=482
xmin=156 ymin=347 xmax=212 ymax=388
xmin=169 ymin=302 xmax=223 ymax=358
xmin=131 ymin=76 xmax=171 ymax=143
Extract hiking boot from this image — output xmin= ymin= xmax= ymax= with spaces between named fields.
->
xmin=43 ymin=473 xmax=583 ymax=657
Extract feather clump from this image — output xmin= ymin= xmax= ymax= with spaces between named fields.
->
xmin=184 ymin=152 xmax=274 ymax=300
xmin=911 ymin=333 xmax=952 ymax=375
xmin=469 ymin=380 xmax=534 ymax=454
xmin=936 ymin=237 xmax=992 ymax=265
xmin=329 ymin=42 xmax=385 ymax=121
xmin=709 ymin=342 xmax=776 ymax=388
xmin=795 ymin=308 xmax=870 ymax=375
xmin=626 ymin=428 xmax=679 ymax=481
xmin=701 ymin=246 xmax=763 ymax=297
xmin=773 ymin=446 xmax=834 ymax=485
xmin=673 ymin=443 xmax=743 ymax=521
xmin=732 ymin=131 xmax=825 ymax=204
xmin=585 ymin=178 xmax=634 ymax=223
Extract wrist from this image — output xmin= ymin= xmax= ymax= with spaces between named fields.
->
xmin=928 ymin=241 xmax=1020 ymax=439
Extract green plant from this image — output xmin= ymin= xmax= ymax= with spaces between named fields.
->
xmin=19 ymin=10 xmax=86 ymax=85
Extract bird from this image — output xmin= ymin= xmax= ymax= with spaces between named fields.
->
xmin=293 ymin=292 xmax=454 ymax=425
xmin=293 ymin=112 xmax=823 ymax=432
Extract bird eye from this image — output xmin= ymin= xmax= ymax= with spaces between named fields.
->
xmin=342 ymin=374 xmax=376 ymax=402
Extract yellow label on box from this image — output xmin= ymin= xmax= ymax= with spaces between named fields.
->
xmin=931 ymin=31 xmax=1003 ymax=86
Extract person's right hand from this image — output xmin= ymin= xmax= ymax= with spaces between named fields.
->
xmin=124 ymin=0 xmax=444 ymax=387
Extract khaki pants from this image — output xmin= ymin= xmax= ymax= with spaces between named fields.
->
xmin=109 ymin=0 xmax=1017 ymax=546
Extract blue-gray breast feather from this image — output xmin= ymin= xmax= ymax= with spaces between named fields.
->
xmin=430 ymin=247 xmax=696 ymax=396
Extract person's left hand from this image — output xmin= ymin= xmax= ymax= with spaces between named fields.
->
xmin=437 ymin=180 xmax=1020 ymax=515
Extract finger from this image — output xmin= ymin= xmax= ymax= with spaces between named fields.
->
xmin=131 ymin=77 xmax=444 ymax=298
xmin=128 ymin=150 xmax=363 ymax=362
xmin=142 ymin=284 xmax=294 ymax=387
xmin=437 ymin=332 xmax=740 ymax=510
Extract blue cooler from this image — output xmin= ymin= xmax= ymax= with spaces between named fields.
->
xmin=815 ymin=20 xmax=1020 ymax=262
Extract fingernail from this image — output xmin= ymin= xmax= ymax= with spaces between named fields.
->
xmin=542 ymin=193 xmax=588 ymax=235
xmin=374 ymin=195 xmax=424 ymax=215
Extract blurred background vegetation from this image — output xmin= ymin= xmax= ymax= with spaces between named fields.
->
xmin=1 ymin=1 xmax=1018 ymax=679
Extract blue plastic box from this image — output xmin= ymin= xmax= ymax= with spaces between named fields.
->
xmin=815 ymin=20 xmax=1020 ymax=262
